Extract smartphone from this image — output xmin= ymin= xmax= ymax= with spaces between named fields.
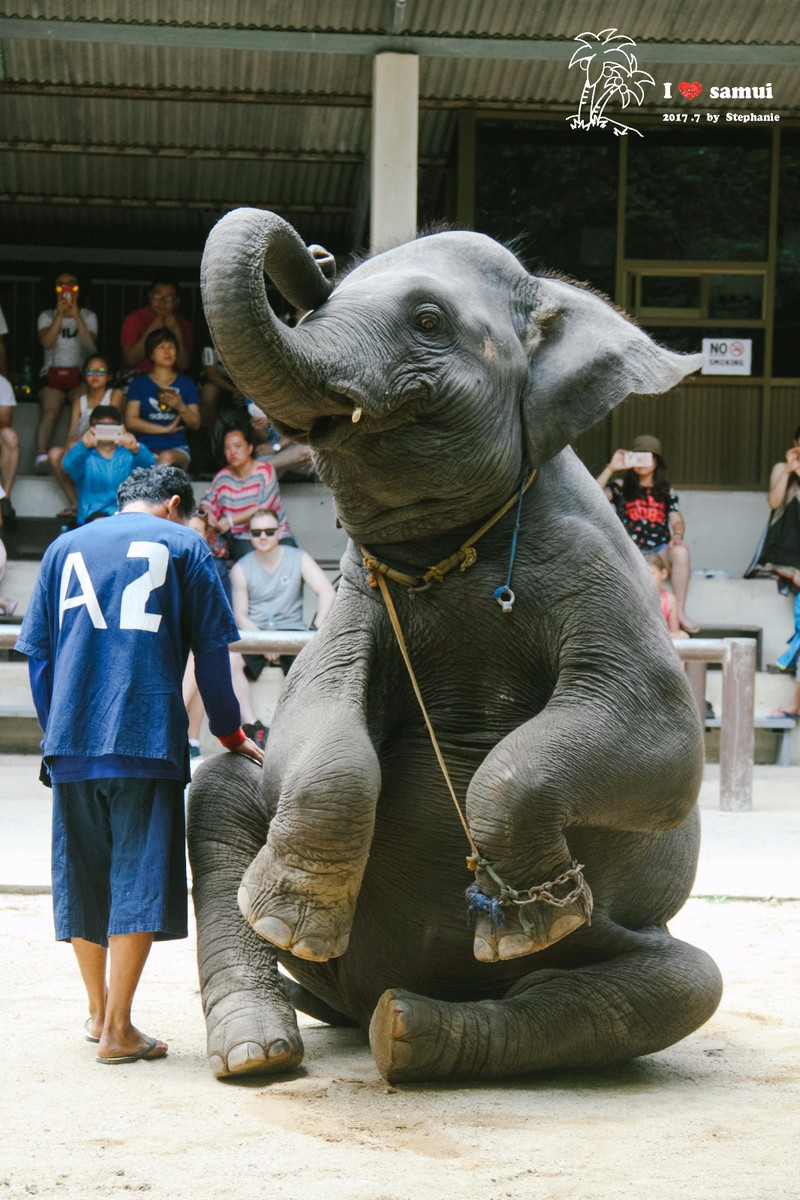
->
xmin=94 ymin=424 xmax=124 ymax=443
xmin=157 ymin=388 xmax=180 ymax=411
xmin=622 ymin=451 xmax=654 ymax=469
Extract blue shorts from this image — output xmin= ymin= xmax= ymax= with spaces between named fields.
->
xmin=51 ymin=777 xmax=187 ymax=946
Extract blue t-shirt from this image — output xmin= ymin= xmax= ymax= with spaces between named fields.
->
xmin=63 ymin=441 xmax=156 ymax=525
xmin=17 ymin=513 xmax=239 ymax=776
xmin=125 ymin=373 xmax=199 ymax=452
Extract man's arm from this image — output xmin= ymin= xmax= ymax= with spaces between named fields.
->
xmin=28 ymin=657 xmax=53 ymax=732
xmin=230 ymin=563 xmax=259 ymax=631
xmin=300 ymin=553 xmax=336 ymax=628
xmin=193 ymin=646 xmax=262 ymax=765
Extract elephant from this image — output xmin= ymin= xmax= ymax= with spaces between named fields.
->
xmin=188 ymin=208 xmax=722 ymax=1083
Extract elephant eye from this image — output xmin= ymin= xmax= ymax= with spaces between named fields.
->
xmin=414 ymin=307 xmax=442 ymax=333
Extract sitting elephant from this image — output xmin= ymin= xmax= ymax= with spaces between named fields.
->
xmin=189 ymin=209 xmax=722 ymax=1083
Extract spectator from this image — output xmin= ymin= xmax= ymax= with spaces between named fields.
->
xmin=121 ymin=281 xmax=193 ymax=375
xmin=597 ymin=435 xmax=699 ymax=632
xmin=644 ymin=552 xmax=688 ymax=639
xmin=0 ymin=371 xmax=20 ymax=526
xmin=749 ymin=425 xmax=800 ymax=594
xmin=124 ymin=328 xmax=201 ymax=469
xmin=0 ymin=482 xmax=16 ymax=615
xmin=35 ymin=270 xmax=98 ymax=474
xmin=771 ymin=680 xmax=800 ymax=721
xmin=199 ymin=426 xmax=292 ymax=559
xmin=15 ymin=465 xmax=262 ymax=1065
xmin=228 ymin=509 xmax=336 ymax=745
xmin=0 ymin=300 xmax=8 ymax=375
xmin=48 ymin=356 xmax=124 ymax=520
xmin=64 ymin=405 xmax=155 ymax=525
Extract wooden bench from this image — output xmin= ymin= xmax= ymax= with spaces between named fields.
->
xmin=705 ymin=716 xmax=796 ymax=766
xmin=694 ymin=625 xmax=763 ymax=670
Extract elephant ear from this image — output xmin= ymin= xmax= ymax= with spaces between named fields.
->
xmin=520 ymin=275 xmax=702 ymax=466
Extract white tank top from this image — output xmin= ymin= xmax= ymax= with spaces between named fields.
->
xmin=75 ymin=389 xmax=115 ymax=438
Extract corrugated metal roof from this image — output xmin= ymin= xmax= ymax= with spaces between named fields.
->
xmin=1 ymin=1 xmax=797 ymax=255
xmin=3 ymin=0 xmax=799 ymax=42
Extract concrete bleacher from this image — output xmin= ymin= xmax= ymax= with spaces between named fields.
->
xmin=2 ymin=399 xmax=798 ymax=758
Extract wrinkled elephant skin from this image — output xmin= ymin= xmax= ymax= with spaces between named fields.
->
xmin=188 ymin=210 xmax=722 ymax=1083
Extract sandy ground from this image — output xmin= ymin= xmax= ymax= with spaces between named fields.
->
xmin=1 ymin=892 xmax=798 ymax=1200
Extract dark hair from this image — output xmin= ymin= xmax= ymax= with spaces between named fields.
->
xmin=223 ymin=423 xmax=254 ymax=449
xmin=89 ymin=405 xmax=121 ymax=426
xmin=621 ymin=454 xmax=671 ymax=503
xmin=149 ymin=280 xmax=180 ymax=295
xmin=794 ymin=424 xmax=800 ymax=442
xmin=117 ymin=465 xmax=195 ymax=518
xmin=83 ymin=354 xmax=110 ymax=375
xmin=144 ymin=327 xmax=178 ymax=359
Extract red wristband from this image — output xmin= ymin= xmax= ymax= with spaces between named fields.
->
xmin=218 ymin=727 xmax=247 ymax=750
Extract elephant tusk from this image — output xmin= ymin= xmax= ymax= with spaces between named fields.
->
xmin=351 ymin=407 xmax=363 ymax=424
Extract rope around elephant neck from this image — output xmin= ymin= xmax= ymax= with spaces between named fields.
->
xmin=360 ymin=469 xmax=537 ymax=593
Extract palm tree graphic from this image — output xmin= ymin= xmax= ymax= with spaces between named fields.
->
xmin=568 ymin=28 xmax=654 ymax=136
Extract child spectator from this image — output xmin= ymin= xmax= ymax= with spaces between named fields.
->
xmin=644 ymin=552 xmax=688 ymax=639
xmin=35 ymin=271 xmax=98 ymax=474
xmin=48 ymin=356 xmax=124 ymax=521
xmin=0 ymin=370 xmax=19 ymax=525
xmin=63 ymin=406 xmax=155 ymax=525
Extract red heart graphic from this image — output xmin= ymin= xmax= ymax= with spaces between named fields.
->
xmin=678 ymin=81 xmax=703 ymax=100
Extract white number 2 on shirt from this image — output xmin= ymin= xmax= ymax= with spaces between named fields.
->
xmin=59 ymin=542 xmax=169 ymax=632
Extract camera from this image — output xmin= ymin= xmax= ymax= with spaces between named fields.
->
xmin=622 ymin=451 xmax=654 ymax=469
xmin=94 ymin=424 xmax=123 ymax=443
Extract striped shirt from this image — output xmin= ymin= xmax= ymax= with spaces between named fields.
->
xmin=201 ymin=461 xmax=290 ymax=539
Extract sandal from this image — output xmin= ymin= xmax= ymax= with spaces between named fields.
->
xmin=769 ymin=708 xmax=800 ymax=721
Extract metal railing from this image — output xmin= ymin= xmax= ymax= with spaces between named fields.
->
xmin=0 ymin=628 xmax=758 ymax=811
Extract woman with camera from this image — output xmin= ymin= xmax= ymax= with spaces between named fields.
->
xmin=35 ymin=270 xmax=98 ymax=474
xmin=48 ymin=355 xmax=124 ymax=521
xmin=597 ymin=434 xmax=699 ymax=633
xmin=124 ymin=328 xmax=200 ymax=469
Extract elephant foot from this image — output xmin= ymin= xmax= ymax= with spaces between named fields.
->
xmin=237 ymin=864 xmax=355 ymax=962
xmin=470 ymin=863 xmax=593 ymax=963
xmin=207 ymin=996 xmax=304 ymax=1080
xmin=369 ymin=989 xmax=466 ymax=1083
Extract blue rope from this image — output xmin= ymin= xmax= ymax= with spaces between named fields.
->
xmin=492 ymin=473 xmax=527 ymax=608
xmin=465 ymin=883 xmax=505 ymax=928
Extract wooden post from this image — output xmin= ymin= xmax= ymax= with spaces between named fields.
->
xmin=719 ymin=638 xmax=755 ymax=812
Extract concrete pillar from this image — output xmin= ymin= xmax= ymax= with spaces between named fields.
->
xmin=370 ymin=52 xmax=419 ymax=252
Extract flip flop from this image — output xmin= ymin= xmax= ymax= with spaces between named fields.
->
xmin=96 ymin=1037 xmax=167 ymax=1065
xmin=769 ymin=708 xmax=800 ymax=721
xmin=84 ymin=1018 xmax=100 ymax=1043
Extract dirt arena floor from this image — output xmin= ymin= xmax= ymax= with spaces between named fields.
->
xmin=1 ymin=892 xmax=798 ymax=1200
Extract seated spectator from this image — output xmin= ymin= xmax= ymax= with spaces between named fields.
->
xmin=48 ymin=355 xmax=124 ymax=521
xmin=0 ymin=372 xmax=19 ymax=526
xmin=596 ymin=435 xmax=698 ymax=632
xmin=644 ymin=552 xmax=688 ymax=639
xmin=748 ymin=425 xmax=800 ymax=594
xmin=63 ymin=406 xmax=155 ymax=525
xmin=228 ymin=509 xmax=336 ymax=744
xmin=124 ymin=329 xmax=200 ymax=469
xmin=199 ymin=426 xmax=293 ymax=559
xmin=0 ymin=482 xmax=16 ymax=615
xmin=121 ymin=280 xmax=193 ymax=375
xmin=35 ymin=270 xmax=98 ymax=474
xmin=0 ymin=300 xmax=7 ymax=374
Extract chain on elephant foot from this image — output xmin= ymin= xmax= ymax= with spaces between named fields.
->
xmin=468 ymin=860 xmax=593 ymax=962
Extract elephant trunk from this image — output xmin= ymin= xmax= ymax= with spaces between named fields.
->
xmin=200 ymin=209 xmax=341 ymax=435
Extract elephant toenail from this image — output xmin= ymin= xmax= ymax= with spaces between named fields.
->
xmin=549 ymin=913 xmax=586 ymax=943
xmin=227 ymin=1041 xmax=268 ymax=1073
xmin=252 ymin=915 xmax=294 ymax=947
xmin=497 ymin=932 xmax=537 ymax=960
xmin=473 ymin=936 xmax=496 ymax=962
xmin=291 ymin=935 xmax=333 ymax=961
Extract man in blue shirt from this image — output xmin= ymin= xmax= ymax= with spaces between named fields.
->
xmin=17 ymin=465 xmax=262 ymax=1065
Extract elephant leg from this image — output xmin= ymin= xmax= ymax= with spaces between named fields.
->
xmin=236 ymin=699 xmax=381 ymax=962
xmin=187 ymin=755 xmax=304 ymax=1079
xmin=369 ymin=926 xmax=722 ymax=1083
xmin=465 ymin=692 xmax=702 ymax=962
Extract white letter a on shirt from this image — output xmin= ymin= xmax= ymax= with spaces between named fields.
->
xmin=58 ymin=552 xmax=107 ymax=629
